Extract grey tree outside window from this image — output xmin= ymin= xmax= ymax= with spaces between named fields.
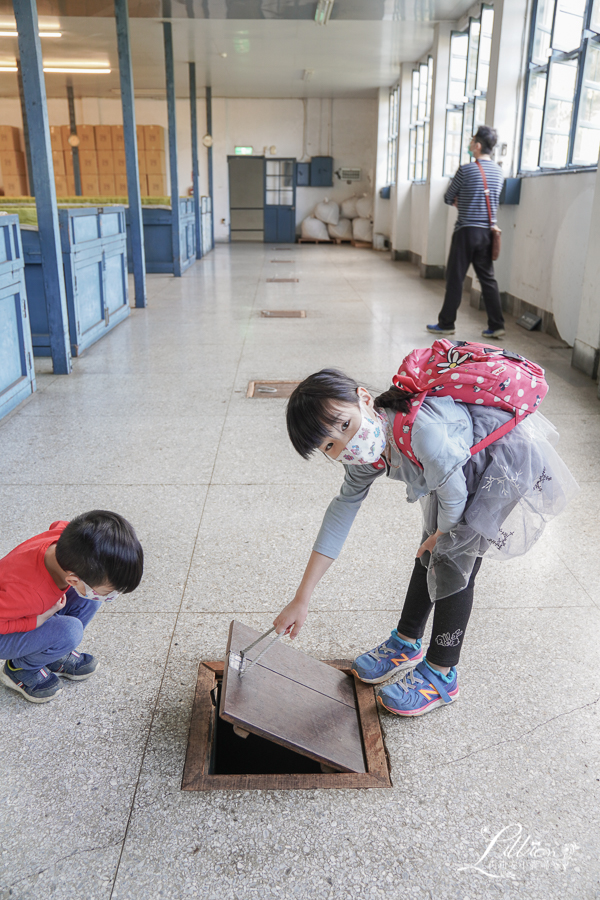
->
xmin=521 ymin=0 xmax=600 ymax=170
xmin=443 ymin=6 xmax=494 ymax=177
xmin=387 ymin=85 xmax=399 ymax=185
xmin=408 ymin=56 xmax=433 ymax=182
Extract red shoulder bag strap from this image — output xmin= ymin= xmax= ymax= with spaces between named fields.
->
xmin=475 ymin=159 xmax=494 ymax=226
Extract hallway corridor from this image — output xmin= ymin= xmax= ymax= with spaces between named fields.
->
xmin=1 ymin=244 xmax=598 ymax=899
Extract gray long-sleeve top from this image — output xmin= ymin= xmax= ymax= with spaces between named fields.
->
xmin=313 ymin=396 xmax=475 ymax=560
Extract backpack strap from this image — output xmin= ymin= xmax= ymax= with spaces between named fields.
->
xmin=470 ymin=411 xmax=519 ymax=456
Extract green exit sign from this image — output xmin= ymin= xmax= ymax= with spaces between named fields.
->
xmin=234 ymin=146 xmax=253 ymax=155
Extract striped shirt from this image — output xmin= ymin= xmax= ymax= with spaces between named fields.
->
xmin=445 ymin=159 xmax=504 ymax=230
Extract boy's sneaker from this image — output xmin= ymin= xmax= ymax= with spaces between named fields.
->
xmin=1 ymin=661 xmax=62 ymax=703
xmin=378 ymin=660 xmax=459 ymax=717
xmin=351 ymin=630 xmax=424 ymax=684
xmin=47 ymin=651 xmax=98 ymax=681
xmin=481 ymin=328 xmax=506 ymax=339
xmin=427 ymin=323 xmax=455 ymax=335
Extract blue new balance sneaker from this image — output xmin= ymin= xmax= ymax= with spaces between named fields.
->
xmin=1 ymin=661 xmax=62 ymax=703
xmin=351 ymin=630 xmax=424 ymax=684
xmin=426 ymin=323 xmax=455 ymax=335
xmin=48 ymin=651 xmax=98 ymax=680
xmin=377 ymin=660 xmax=459 ymax=716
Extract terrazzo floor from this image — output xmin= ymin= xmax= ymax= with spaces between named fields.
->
xmin=1 ymin=244 xmax=598 ymax=900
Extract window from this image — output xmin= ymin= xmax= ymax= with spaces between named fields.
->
xmin=521 ymin=0 xmax=600 ymax=171
xmin=443 ymin=6 xmax=495 ymax=176
xmin=408 ymin=56 xmax=433 ymax=182
xmin=387 ymin=85 xmax=400 ymax=185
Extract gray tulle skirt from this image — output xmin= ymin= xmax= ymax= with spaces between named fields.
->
xmin=422 ymin=408 xmax=579 ymax=601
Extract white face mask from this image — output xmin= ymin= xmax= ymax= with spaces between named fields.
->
xmin=72 ymin=580 xmax=121 ymax=603
xmin=335 ymin=403 xmax=387 ymax=466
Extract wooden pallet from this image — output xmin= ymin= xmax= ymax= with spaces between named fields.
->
xmin=351 ymin=239 xmax=373 ymax=249
xmin=297 ymin=236 xmax=332 ymax=244
xmin=332 ymin=237 xmax=352 ymax=244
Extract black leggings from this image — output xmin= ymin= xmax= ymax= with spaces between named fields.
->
xmin=397 ymin=557 xmax=482 ymax=667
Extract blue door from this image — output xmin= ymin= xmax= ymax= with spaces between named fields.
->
xmin=0 ymin=216 xmax=36 ymax=421
xmin=264 ymin=158 xmax=296 ymax=242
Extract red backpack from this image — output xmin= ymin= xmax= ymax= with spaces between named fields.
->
xmin=383 ymin=340 xmax=548 ymax=469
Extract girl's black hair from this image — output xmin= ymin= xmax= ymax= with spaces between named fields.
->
xmin=286 ymin=369 xmax=418 ymax=459
xmin=55 ymin=510 xmax=144 ymax=593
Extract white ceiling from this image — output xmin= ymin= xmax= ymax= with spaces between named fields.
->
xmin=0 ymin=0 xmax=476 ymax=99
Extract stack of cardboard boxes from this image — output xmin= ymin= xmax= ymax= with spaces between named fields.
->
xmin=52 ymin=124 xmax=167 ymax=197
xmin=0 ymin=124 xmax=167 ymax=198
xmin=0 ymin=126 xmax=29 ymax=196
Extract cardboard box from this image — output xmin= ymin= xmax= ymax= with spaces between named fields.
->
xmin=81 ymin=175 xmax=100 ymax=196
xmin=63 ymin=149 xmax=74 ymax=177
xmin=112 ymin=125 xmax=124 ymax=150
xmin=97 ymin=150 xmax=115 ymax=175
xmin=136 ymin=125 xmax=146 ymax=150
xmin=139 ymin=174 xmax=149 ymax=197
xmin=0 ymin=125 xmax=21 ymax=151
xmin=0 ymin=150 xmax=26 ymax=176
xmin=62 ymin=124 xmax=96 ymax=150
xmin=145 ymin=150 xmax=166 ymax=175
xmin=147 ymin=174 xmax=167 ymax=196
xmin=112 ymin=150 xmax=127 ymax=175
xmin=49 ymin=125 xmax=63 ymax=151
xmin=98 ymin=174 xmax=116 ymax=196
xmin=114 ymin=173 xmax=128 ymax=195
xmin=137 ymin=150 xmax=147 ymax=174
xmin=79 ymin=150 xmax=98 ymax=175
xmin=52 ymin=149 xmax=65 ymax=176
xmin=94 ymin=125 xmax=113 ymax=151
xmin=144 ymin=125 xmax=164 ymax=151
xmin=54 ymin=174 xmax=69 ymax=196
xmin=3 ymin=174 xmax=28 ymax=196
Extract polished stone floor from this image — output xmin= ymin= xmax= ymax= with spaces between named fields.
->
xmin=1 ymin=244 xmax=599 ymax=900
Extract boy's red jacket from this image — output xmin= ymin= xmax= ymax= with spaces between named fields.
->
xmin=0 ymin=522 xmax=69 ymax=634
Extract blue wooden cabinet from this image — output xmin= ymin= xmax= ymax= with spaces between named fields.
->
xmin=126 ymin=199 xmax=196 ymax=275
xmin=0 ymin=215 xmax=36 ymax=420
xmin=23 ymin=206 xmax=130 ymax=358
xmin=310 ymin=156 xmax=333 ymax=187
xmin=296 ymin=162 xmax=310 ymax=186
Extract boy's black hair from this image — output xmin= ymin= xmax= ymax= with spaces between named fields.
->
xmin=55 ymin=510 xmax=143 ymax=593
xmin=473 ymin=125 xmax=498 ymax=155
xmin=286 ymin=369 xmax=417 ymax=459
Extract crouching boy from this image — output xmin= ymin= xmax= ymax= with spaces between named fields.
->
xmin=0 ymin=510 xmax=143 ymax=703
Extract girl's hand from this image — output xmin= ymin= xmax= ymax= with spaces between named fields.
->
xmin=416 ymin=530 xmax=443 ymax=558
xmin=273 ymin=597 xmax=309 ymax=640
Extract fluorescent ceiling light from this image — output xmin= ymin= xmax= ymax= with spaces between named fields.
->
xmin=0 ymin=64 xmax=17 ymax=71
xmin=314 ymin=0 xmax=334 ymax=25
xmin=0 ymin=30 xmax=61 ymax=37
xmin=43 ymin=66 xmax=111 ymax=73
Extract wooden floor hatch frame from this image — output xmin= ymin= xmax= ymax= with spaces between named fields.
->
xmin=246 ymin=380 xmax=301 ymax=398
xmin=182 ymin=623 xmax=392 ymax=791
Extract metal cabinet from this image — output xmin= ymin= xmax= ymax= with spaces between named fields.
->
xmin=0 ymin=214 xmax=36 ymax=420
xmin=23 ymin=206 xmax=129 ymax=358
xmin=126 ymin=200 xmax=196 ymax=274
xmin=310 ymin=156 xmax=333 ymax=187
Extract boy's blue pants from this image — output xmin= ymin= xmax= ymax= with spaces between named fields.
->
xmin=0 ymin=588 xmax=101 ymax=670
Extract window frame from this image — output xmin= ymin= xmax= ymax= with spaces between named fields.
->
xmin=386 ymin=84 xmax=400 ymax=186
xmin=519 ymin=0 xmax=600 ymax=173
xmin=409 ymin=55 xmax=434 ymax=183
xmin=443 ymin=5 xmax=495 ymax=178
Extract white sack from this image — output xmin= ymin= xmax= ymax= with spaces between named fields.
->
xmin=314 ymin=198 xmax=340 ymax=226
xmin=328 ymin=218 xmax=353 ymax=240
xmin=352 ymin=217 xmax=373 ymax=242
xmin=356 ymin=195 xmax=373 ymax=218
xmin=301 ymin=216 xmax=330 ymax=241
xmin=340 ymin=196 xmax=359 ymax=219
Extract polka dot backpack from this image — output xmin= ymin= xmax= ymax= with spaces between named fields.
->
xmin=390 ymin=339 xmax=548 ymax=469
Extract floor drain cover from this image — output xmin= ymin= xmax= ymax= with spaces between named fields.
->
xmin=270 ymin=260 xmax=294 ymax=263
xmin=246 ymin=380 xmax=301 ymax=398
xmin=266 ymin=277 xmax=299 ymax=283
xmin=260 ymin=310 xmax=306 ymax=318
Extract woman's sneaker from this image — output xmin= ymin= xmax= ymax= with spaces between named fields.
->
xmin=378 ymin=660 xmax=459 ymax=716
xmin=48 ymin=651 xmax=98 ymax=680
xmin=351 ymin=630 xmax=424 ymax=684
xmin=1 ymin=661 xmax=62 ymax=703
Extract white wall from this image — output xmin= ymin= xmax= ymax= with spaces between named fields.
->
xmin=211 ymin=97 xmax=377 ymax=242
